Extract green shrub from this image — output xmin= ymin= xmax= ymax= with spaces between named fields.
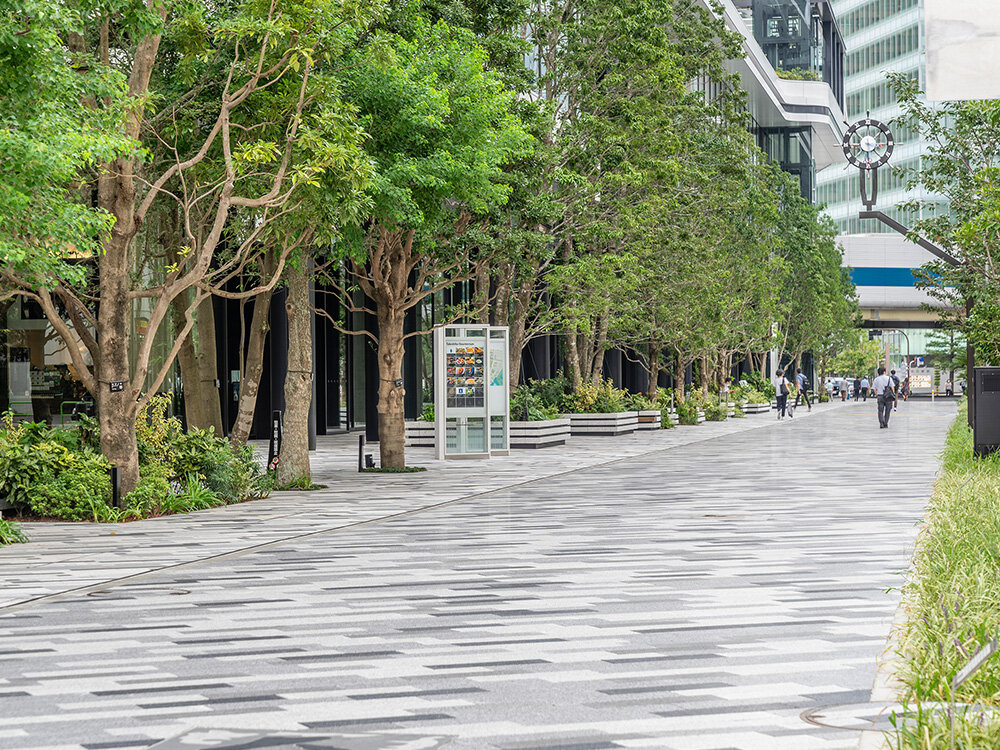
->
xmin=420 ymin=403 xmax=434 ymax=422
xmin=741 ymin=372 xmax=771 ymax=394
xmin=525 ymin=374 xmax=572 ymax=411
xmin=160 ymin=475 xmax=222 ymax=514
xmin=659 ymin=407 xmax=675 ymax=428
xmin=124 ymin=463 xmax=174 ymax=517
xmin=0 ymin=518 xmax=27 ymax=544
xmin=676 ymin=400 xmax=700 ymax=425
xmin=565 ymin=378 xmax=629 ymax=414
xmin=29 ymin=451 xmax=112 ymax=521
xmin=511 ymin=385 xmax=561 ymax=421
xmin=732 ymin=404 xmax=745 ymax=418
xmin=626 ymin=393 xmax=656 ymax=410
xmin=704 ymin=401 xmax=727 ymax=421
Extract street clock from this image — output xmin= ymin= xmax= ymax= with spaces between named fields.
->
xmin=842 ymin=118 xmax=894 ymax=170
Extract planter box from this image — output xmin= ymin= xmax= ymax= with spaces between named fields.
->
xmin=665 ymin=410 xmax=679 ymax=427
xmin=404 ymin=420 xmax=435 ymax=448
xmin=636 ymin=409 xmax=662 ymax=431
xmin=510 ymin=418 xmax=571 ymax=449
xmin=696 ymin=408 xmax=706 ymax=424
xmin=743 ymin=402 xmax=771 ymax=414
xmin=565 ymin=411 xmax=638 ymax=436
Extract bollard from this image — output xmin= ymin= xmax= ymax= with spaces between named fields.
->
xmin=109 ymin=465 xmax=122 ymax=509
xmin=358 ymin=434 xmax=365 ymax=472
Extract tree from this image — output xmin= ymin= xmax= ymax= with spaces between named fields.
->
xmin=322 ymin=20 xmax=530 ymax=469
xmin=925 ymin=328 xmax=966 ymax=382
xmin=889 ymin=74 xmax=1000 ymax=364
xmin=830 ymin=334 xmax=884 ymax=379
xmin=773 ymin=171 xmax=859 ymax=375
xmin=1 ymin=0 xmax=377 ymax=493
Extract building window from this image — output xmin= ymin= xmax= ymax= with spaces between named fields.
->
xmin=767 ymin=17 xmax=781 ymax=38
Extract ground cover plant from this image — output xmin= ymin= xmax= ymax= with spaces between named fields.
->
xmin=889 ymin=407 xmax=1000 ymax=747
xmin=0 ymin=395 xmax=270 ymax=523
xmin=0 ymin=517 xmax=27 ymax=545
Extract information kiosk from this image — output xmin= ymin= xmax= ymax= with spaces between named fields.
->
xmin=433 ymin=325 xmax=509 ymax=460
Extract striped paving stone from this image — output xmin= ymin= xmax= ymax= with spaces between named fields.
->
xmin=0 ymin=399 xmax=956 ymax=750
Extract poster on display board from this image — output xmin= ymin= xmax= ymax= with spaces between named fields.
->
xmin=433 ymin=325 xmax=509 ymax=460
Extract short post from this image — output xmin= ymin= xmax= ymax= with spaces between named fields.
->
xmin=108 ymin=465 xmax=121 ymax=509
xmin=358 ymin=434 xmax=365 ymax=472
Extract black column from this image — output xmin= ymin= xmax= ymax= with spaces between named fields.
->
xmin=403 ymin=306 xmax=420 ymax=420
xmin=364 ymin=309 xmax=379 ymax=442
xmin=269 ymin=287 xmax=288 ymax=421
xmin=603 ymin=349 xmax=623 ymax=388
xmin=308 ymin=275 xmax=317 ymax=451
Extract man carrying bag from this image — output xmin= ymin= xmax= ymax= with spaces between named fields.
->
xmin=873 ymin=366 xmax=896 ymax=428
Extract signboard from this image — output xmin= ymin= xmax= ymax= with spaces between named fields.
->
xmin=433 ymin=325 xmax=509 ymax=459
xmin=909 ymin=367 xmax=936 ymax=395
xmin=926 ymin=0 xmax=1000 ymax=101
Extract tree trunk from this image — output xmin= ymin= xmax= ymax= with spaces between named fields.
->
xmin=646 ymin=342 xmax=660 ymax=398
xmin=196 ymin=296 xmax=224 ymax=436
xmin=674 ymin=354 xmax=686 ymax=402
xmin=97 ymin=240 xmax=140 ymax=494
xmin=565 ymin=329 xmax=582 ymax=389
xmin=589 ymin=314 xmax=609 ymax=386
xmin=278 ymin=264 xmax=313 ymax=485
xmin=230 ymin=286 xmax=274 ymax=445
xmin=375 ymin=303 xmax=407 ymax=469
xmin=700 ymin=354 xmax=710 ymax=399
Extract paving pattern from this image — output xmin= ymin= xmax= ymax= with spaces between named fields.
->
xmin=0 ymin=399 xmax=957 ymax=750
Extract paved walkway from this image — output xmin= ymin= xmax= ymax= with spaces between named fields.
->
xmin=0 ymin=399 xmax=957 ymax=750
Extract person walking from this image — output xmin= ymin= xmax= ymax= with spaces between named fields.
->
xmin=794 ymin=368 xmax=812 ymax=411
xmin=774 ymin=369 xmax=791 ymax=420
xmin=853 ymin=376 xmax=862 ymax=401
xmin=840 ymin=375 xmax=848 ymax=401
xmin=860 ymin=375 xmax=870 ymax=401
xmin=946 ymin=379 xmax=954 ymax=397
xmin=890 ymin=370 xmax=901 ymax=411
xmin=873 ymin=366 xmax=896 ymax=428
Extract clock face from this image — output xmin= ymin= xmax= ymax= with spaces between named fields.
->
xmin=842 ymin=118 xmax=894 ymax=170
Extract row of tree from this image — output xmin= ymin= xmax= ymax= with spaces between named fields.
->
xmin=0 ymin=0 xmax=857 ymax=491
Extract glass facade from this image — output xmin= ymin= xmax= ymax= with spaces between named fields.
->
xmin=815 ymin=0 xmax=945 ymax=233
xmin=739 ymin=0 xmax=845 ymax=107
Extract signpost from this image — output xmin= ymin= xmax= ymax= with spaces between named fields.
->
xmin=433 ymin=325 xmax=509 ymax=460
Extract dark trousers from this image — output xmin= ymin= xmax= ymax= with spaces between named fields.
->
xmin=878 ymin=395 xmax=894 ymax=427
xmin=776 ymin=393 xmax=787 ymax=416
xmin=795 ymin=388 xmax=812 ymax=408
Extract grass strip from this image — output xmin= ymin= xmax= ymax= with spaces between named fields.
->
xmin=890 ymin=405 xmax=1000 ymax=747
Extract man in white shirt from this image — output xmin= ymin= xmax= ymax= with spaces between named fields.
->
xmin=860 ymin=376 xmax=870 ymax=401
xmin=872 ymin=366 xmax=896 ymax=428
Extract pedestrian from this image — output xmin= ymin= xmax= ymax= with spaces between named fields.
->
xmin=946 ymin=379 xmax=954 ymax=397
xmin=853 ymin=376 xmax=861 ymax=401
xmin=890 ymin=370 xmax=900 ymax=410
xmin=873 ymin=366 xmax=896 ymax=428
xmin=860 ymin=375 xmax=870 ymax=401
xmin=794 ymin=368 xmax=812 ymax=411
xmin=840 ymin=374 xmax=848 ymax=401
xmin=774 ymin=368 xmax=791 ymax=420
xmin=960 ymin=378 xmax=967 ymax=393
